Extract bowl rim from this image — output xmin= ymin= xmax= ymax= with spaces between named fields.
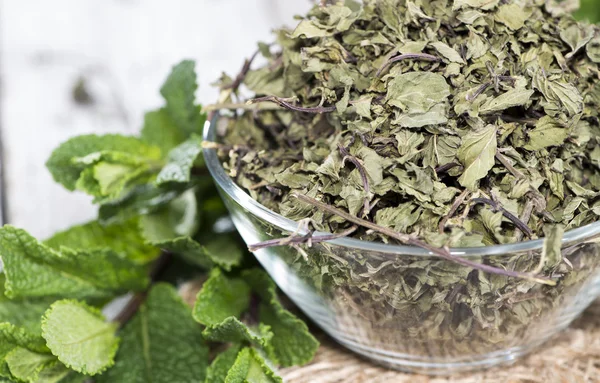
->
xmin=203 ymin=112 xmax=600 ymax=257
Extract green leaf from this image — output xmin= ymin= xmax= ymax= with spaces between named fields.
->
xmin=0 ymin=323 xmax=49 ymax=380
xmin=290 ymin=20 xmax=332 ymax=39
xmin=156 ymin=135 xmax=204 ymax=185
xmin=457 ymin=125 xmax=497 ymax=190
xmin=479 ymin=88 xmax=534 ymax=114
xmin=0 ymin=322 xmax=50 ymax=380
xmin=160 ymin=60 xmax=205 ymax=136
xmin=0 ymin=226 xmax=148 ymax=300
xmin=205 ymin=345 xmax=242 ymax=383
xmin=202 ymin=317 xmax=273 ymax=348
xmin=494 ymin=4 xmax=530 ymax=30
xmin=431 ymin=41 xmax=465 ymax=63
xmin=192 ymin=271 xmax=273 ymax=351
xmin=44 ymin=218 xmax=160 ymax=265
xmin=243 ymin=270 xmax=319 ymax=367
xmin=139 ymin=189 xmax=199 ymax=241
xmin=98 ymin=184 xmax=186 ymax=225
xmin=5 ymin=347 xmax=56 ymax=383
xmin=41 ymin=300 xmax=119 ymax=376
xmin=141 ymin=109 xmax=186 ymax=156
xmin=76 ymin=162 xmax=152 ymax=201
xmin=452 ymin=0 xmax=499 ymax=10
xmin=97 ymin=284 xmax=209 ymax=383
xmin=532 ymin=73 xmax=583 ymax=116
xmin=541 ymin=225 xmax=564 ymax=271
xmin=224 ymin=348 xmax=281 ymax=383
xmin=387 ymin=72 xmax=450 ymax=128
xmin=46 ymin=134 xmax=161 ymax=192
xmin=0 ymin=290 xmax=54 ymax=337
xmin=158 ymin=236 xmax=242 ymax=271
xmin=524 ymin=116 xmax=570 ymax=151
xmin=35 ymin=363 xmax=83 ymax=383
xmin=141 ymin=207 xmax=243 ymax=271
xmin=0 ymin=323 xmax=48 ymax=353
xmin=193 ymin=268 xmax=251 ymax=325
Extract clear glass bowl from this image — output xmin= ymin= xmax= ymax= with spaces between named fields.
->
xmin=203 ymin=115 xmax=600 ymax=375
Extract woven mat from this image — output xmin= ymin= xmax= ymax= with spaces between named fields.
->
xmin=279 ymin=299 xmax=600 ymax=383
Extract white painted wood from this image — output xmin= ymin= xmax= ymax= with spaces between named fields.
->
xmin=0 ymin=0 xmax=311 ymax=238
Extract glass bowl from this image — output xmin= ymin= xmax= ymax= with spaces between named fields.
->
xmin=203 ymin=114 xmax=600 ymax=375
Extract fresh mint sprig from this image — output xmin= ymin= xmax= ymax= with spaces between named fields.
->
xmin=0 ymin=60 xmax=318 ymax=383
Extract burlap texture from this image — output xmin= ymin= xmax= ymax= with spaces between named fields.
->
xmin=280 ymin=300 xmax=600 ymax=383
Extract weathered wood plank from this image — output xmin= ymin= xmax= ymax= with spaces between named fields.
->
xmin=0 ymin=0 xmax=309 ymax=238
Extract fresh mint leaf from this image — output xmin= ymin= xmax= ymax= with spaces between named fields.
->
xmin=44 ymin=218 xmax=160 ymax=265
xmin=98 ymin=184 xmax=187 ymax=225
xmin=0 ymin=323 xmax=79 ymax=383
xmin=0 ymin=324 xmax=48 ymax=354
xmin=224 ymin=348 xmax=281 ymax=383
xmin=33 ymin=363 xmax=83 ymax=383
xmin=76 ymin=162 xmax=153 ymax=201
xmin=97 ymin=284 xmax=209 ymax=383
xmin=204 ymin=345 xmax=242 ymax=383
xmin=46 ymin=134 xmax=161 ymax=192
xmin=139 ymin=189 xmax=199 ymax=241
xmin=0 ymin=226 xmax=148 ymax=300
xmin=243 ymin=269 xmax=319 ymax=367
xmin=160 ymin=60 xmax=205 ymax=136
xmin=0 ymin=323 xmax=49 ymax=380
xmin=156 ymin=135 xmax=204 ymax=185
xmin=0 ymin=290 xmax=54 ymax=337
xmin=193 ymin=268 xmax=251 ymax=325
xmin=202 ymin=317 xmax=273 ymax=348
xmin=141 ymin=209 xmax=243 ymax=271
xmin=5 ymin=347 xmax=56 ymax=383
xmin=41 ymin=300 xmax=119 ymax=376
xmin=141 ymin=109 xmax=187 ymax=156
xmin=150 ymin=236 xmax=242 ymax=271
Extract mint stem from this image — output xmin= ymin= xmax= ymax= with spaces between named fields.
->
xmin=114 ymin=252 xmax=173 ymax=327
xmin=292 ymin=192 xmax=555 ymax=285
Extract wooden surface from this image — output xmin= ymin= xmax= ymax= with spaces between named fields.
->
xmin=0 ymin=0 xmax=310 ymax=238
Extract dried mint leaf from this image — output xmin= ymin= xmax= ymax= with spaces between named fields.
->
xmin=213 ymin=0 xmax=600 ymax=363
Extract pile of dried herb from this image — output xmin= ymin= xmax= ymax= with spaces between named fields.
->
xmin=212 ymin=0 xmax=600 ymax=360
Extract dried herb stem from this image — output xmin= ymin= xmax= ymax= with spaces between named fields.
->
xmin=435 ymin=162 xmax=460 ymax=174
xmin=114 ymin=252 xmax=173 ymax=327
xmin=471 ymin=197 xmax=534 ymax=238
xmin=248 ymin=96 xmax=337 ymax=114
xmin=466 ymin=82 xmax=491 ymax=101
xmin=204 ymin=102 xmax=281 ymax=112
xmin=249 ymin=225 xmax=358 ymax=252
xmin=338 ymin=144 xmax=371 ymax=217
xmin=499 ymin=115 xmax=538 ymax=126
xmin=515 ymin=200 xmax=535 ymax=242
xmin=292 ymin=192 xmax=554 ymax=285
xmin=376 ymin=53 xmax=441 ymax=77
xmin=495 ymin=151 xmax=525 ymax=179
xmin=223 ymin=50 xmax=260 ymax=92
xmin=439 ymin=189 xmax=470 ymax=233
